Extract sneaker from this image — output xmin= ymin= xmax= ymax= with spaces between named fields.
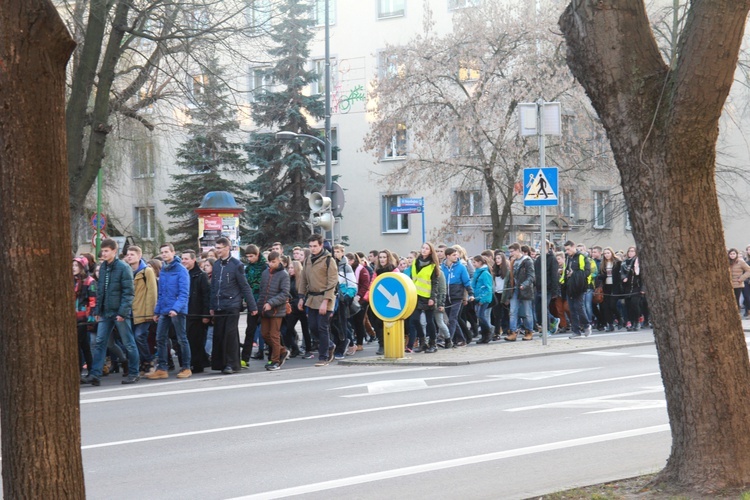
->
xmin=340 ymin=338 xmax=351 ymax=354
xmin=146 ymin=369 xmax=169 ymax=380
xmin=376 ymin=347 xmax=384 ymax=356
xmin=241 ymin=360 xmax=249 ymax=368
xmin=221 ymin=366 xmax=234 ymax=375
xmin=356 ymin=345 xmax=364 ymax=351
xmin=122 ymin=375 xmax=140 ymax=385
xmin=302 ymin=352 xmax=315 ymax=359
xmin=279 ymin=351 xmax=291 ymax=368
xmin=436 ymin=341 xmax=445 ymax=349
xmin=327 ymin=346 xmax=336 ymax=363
xmin=266 ymin=362 xmax=280 ymax=371
xmin=334 ymin=353 xmax=345 ymax=361
xmin=80 ymin=375 xmax=100 ymax=386
xmin=454 ymin=341 xmax=467 ymax=347
xmin=425 ymin=345 xmax=438 ymax=353
xmin=444 ymin=340 xmax=453 ymax=349
xmin=176 ymin=368 xmax=192 ymax=379
xmin=346 ymin=346 xmax=357 ymax=356
xmin=549 ymin=318 xmax=560 ymax=335
xmin=404 ymin=346 xmax=413 ymax=353
xmin=584 ymin=325 xmax=592 ymax=338
xmin=315 ymin=360 xmax=329 ymax=367
xmin=569 ymin=333 xmax=583 ymax=339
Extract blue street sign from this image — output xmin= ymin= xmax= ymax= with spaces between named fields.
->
xmin=390 ymin=206 xmax=423 ymax=214
xmin=90 ymin=213 xmax=107 ymax=230
xmin=369 ymin=273 xmax=417 ymax=322
xmin=401 ymin=197 xmax=424 ymax=207
xmin=523 ymin=167 xmax=559 ymax=207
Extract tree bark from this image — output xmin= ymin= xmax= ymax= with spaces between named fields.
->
xmin=560 ymin=0 xmax=750 ymax=493
xmin=0 ymin=1 xmax=84 ymax=498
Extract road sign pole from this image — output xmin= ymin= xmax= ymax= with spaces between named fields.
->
xmin=421 ymin=208 xmax=425 ymax=244
xmin=383 ymin=321 xmax=405 ymax=359
xmin=538 ymin=99 xmax=548 ymax=347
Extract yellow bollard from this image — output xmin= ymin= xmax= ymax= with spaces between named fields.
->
xmin=383 ymin=321 xmax=405 ymax=359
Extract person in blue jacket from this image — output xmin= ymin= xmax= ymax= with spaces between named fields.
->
xmin=470 ymin=255 xmax=494 ymax=343
xmin=440 ymin=247 xmax=474 ymax=347
xmin=147 ymin=243 xmax=191 ymax=380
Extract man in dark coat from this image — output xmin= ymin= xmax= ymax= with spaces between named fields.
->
xmin=534 ymin=240 xmax=560 ymax=334
xmin=210 ymin=237 xmax=257 ymax=374
xmin=182 ymin=250 xmax=210 ymax=373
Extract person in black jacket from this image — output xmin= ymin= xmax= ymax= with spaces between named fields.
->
xmin=563 ymin=240 xmax=592 ymax=339
xmin=210 ymin=237 xmax=258 ymax=374
xmin=534 ymin=241 xmax=560 ymax=335
xmin=182 ymin=250 xmax=210 ymax=373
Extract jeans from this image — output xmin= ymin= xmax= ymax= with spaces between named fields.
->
xmin=156 ymin=313 xmax=190 ymax=371
xmin=509 ymin=290 xmax=533 ymax=332
xmin=205 ymin=325 xmax=214 ymax=356
xmin=568 ymin=294 xmax=589 ymax=334
xmin=90 ymin=316 xmax=139 ymax=379
xmin=133 ymin=321 xmax=154 ymax=364
xmin=445 ymin=301 xmax=464 ymax=342
xmin=583 ymin=289 xmax=594 ymax=324
xmin=475 ymin=302 xmax=492 ymax=334
xmin=408 ymin=308 xmax=435 ymax=347
xmin=434 ymin=309 xmax=450 ymax=340
xmin=307 ymin=308 xmax=333 ymax=361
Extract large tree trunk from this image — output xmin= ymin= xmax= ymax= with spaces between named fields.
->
xmin=560 ymin=0 xmax=750 ymax=493
xmin=0 ymin=1 xmax=84 ymax=498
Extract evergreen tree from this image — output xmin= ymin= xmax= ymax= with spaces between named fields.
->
xmin=164 ymin=58 xmax=249 ymax=249
xmin=245 ymin=0 xmax=324 ymax=246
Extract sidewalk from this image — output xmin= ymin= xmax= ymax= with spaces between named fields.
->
xmin=337 ymin=318 xmax=750 ymax=367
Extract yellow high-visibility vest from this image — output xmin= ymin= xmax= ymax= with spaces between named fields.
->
xmin=411 ymin=262 xmax=436 ymax=298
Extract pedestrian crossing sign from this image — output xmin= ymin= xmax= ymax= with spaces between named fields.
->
xmin=523 ymin=167 xmax=559 ymax=207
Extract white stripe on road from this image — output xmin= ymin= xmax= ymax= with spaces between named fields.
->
xmin=229 ymin=425 xmax=670 ymax=500
xmin=505 ymin=387 xmax=664 ymax=412
xmin=79 ymin=367 xmax=434 ymax=404
xmin=576 ymin=351 xmax=628 ymax=357
xmin=632 ymin=354 xmax=659 ymax=359
xmin=81 ymin=372 xmax=659 ymax=450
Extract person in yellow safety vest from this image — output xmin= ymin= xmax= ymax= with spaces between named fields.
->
xmin=564 ymin=241 xmax=592 ymax=339
xmin=407 ymin=242 xmax=441 ymax=353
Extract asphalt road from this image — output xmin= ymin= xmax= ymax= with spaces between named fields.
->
xmin=79 ymin=342 xmax=672 ymax=499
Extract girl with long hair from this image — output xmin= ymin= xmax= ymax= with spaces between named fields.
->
xmin=597 ymin=247 xmax=621 ymax=332
xmin=407 ymin=242 xmax=440 ymax=353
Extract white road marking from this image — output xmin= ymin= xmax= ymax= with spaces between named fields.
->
xmin=632 ymin=354 xmax=659 ymax=359
xmin=81 ymin=372 xmax=659 ymax=450
xmin=506 ymin=387 xmax=665 ymax=413
xmin=577 ymin=351 xmax=628 ymax=357
xmin=228 ymin=425 xmax=670 ymax=500
xmin=79 ymin=367 xmax=434 ymax=404
xmin=337 ymin=369 xmax=601 ymax=398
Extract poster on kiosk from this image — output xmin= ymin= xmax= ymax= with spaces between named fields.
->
xmin=195 ymin=192 xmax=244 ymax=260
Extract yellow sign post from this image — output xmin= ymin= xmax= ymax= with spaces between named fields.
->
xmin=368 ymin=273 xmax=417 ymax=359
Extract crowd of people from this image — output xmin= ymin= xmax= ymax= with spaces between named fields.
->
xmin=74 ymin=235 xmax=750 ymax=385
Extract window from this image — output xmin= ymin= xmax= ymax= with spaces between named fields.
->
xmin=450 ymin=127 xmax=476 ymax=157
xmin=312 ymin=57 xmax=337 ymax=95
xmin=250 ymin=67 xmax=272 ymax=102
xmin=136 ymin=207 xmax=156 ymax=240
xmin=313 ymin=0 xmax=336 ymax=25
xmin=383 ymin=123 xmax=407 ymax=159
xmin=449 ymin=0 xmax=480 ymax=9
xmin=378 ymin=52 xmax=403 ymax=79
xmin=134 ymin=141 xmax=155 ymax=178
xmin=559 ymin=187 xmax=577 ymax=219
xmin=382 ymin=195 xmax=409 ymax=233
xmin=378 ymin=0 xmax=405 ymax=19
xmin=454 ymin=190 xmax=483 ymax=216
xmin=593 ymin=190 xmax=610 ymax=229
xmin=312 ymin=127 xmax=338 ymax=163
xmin=247 ymin=0 xmax=272 ymax=30
xmin=191 ymin=74 xmax=208 ymax=98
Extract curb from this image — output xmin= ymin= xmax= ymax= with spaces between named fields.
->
xmin=336 ymin=340 xmax=656 ymax=367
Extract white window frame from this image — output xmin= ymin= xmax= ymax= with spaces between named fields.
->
xmin=250 ymin=66 xmax=272 ymax=102
xmin=134 ymin=141 xmax=156 ymax=178
xmin=383 ymin=123 xmax=407 ymax=160
xmin=454 ymin=189 xmax=483 ymax=216
xmin=313 ymin=0 xmax=336 ymax=26
xmin=247 ymin=0 xmax=272 ymax=30
xmin=381 ymin=194 xmax=410 ymax=233
xmin=378 ymin=0 xmax=406 ymax=19
xmin=312 ymin=127 xmax=338 ymax=163
xmin=311 ymin=57 xmax=337 ymax=96
xmin=593 ymin=190 xmax=609 ymax=229
xmin=136 ymin=206 xmax=156 ymax=240
xmin=559 ymin=187 xmax=576 ymax=219
xmin=378 ymin=51 xmax=402 ymax=79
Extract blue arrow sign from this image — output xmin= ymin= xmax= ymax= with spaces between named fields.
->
xmin=371 ymin=275 xmax=409 ymax=321
xmin=523 ymin=167 xmax=559 ymax=207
